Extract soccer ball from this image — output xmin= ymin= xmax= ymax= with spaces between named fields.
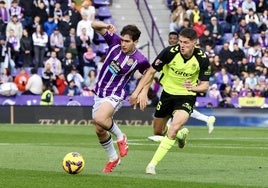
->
xmin=62 ymin=152 xmax=85 ymax=174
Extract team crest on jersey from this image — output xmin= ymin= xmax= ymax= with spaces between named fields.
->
xmin=127 ymin=58 xmax=134 ymax=66
xmin=155 ymin=59 xmax=162 ymax=66
xmin=192 ymin=63 xmax=197 ymax=70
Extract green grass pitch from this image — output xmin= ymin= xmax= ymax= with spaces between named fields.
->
xmin=0 ymin=124 xmax=267 ymax=188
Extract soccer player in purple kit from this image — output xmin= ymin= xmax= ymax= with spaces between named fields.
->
xmin=91 ymin=21 xmax=150 ymax=173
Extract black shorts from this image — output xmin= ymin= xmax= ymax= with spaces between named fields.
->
xmin=154 ymin=90 xmax=196 ymax=118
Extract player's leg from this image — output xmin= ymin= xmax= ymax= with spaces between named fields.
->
xmin=92 ymin=96 xmax=128 ymax=173
xmin=146 ymin=110 xmax=189 ymax=174
xmin=191 ymin=109 xmax=215 ymax=134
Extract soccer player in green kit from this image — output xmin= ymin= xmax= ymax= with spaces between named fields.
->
xmin=129 ymin=28 xmax=211 ymax=174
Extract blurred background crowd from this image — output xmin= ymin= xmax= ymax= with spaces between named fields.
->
xmin=0 ymin=0 xmax=267 ymax=108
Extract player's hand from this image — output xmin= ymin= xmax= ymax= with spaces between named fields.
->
xmin=137 ymin=92 xmax=148 ymax=111
xmin=183 ymin=80 xmax=195 ymax=91
xmin=107 ymin=24 xmax=116 ymax=34
xmin=129 ymin=94 xmax=138 ymax=110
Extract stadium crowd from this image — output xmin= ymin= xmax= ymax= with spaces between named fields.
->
xmin=0 ymin=0 xmax=267 ymax=107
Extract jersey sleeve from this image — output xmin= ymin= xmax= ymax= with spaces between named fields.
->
xmin=152 ymin=46 xmax=175 ymax=72
xmin=196 ymin=49 xmax=211 ymax=81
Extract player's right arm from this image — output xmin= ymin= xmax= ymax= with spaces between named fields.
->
xmin=91 ymin=21 xmax=116 ymax=36
xmin=129 ymin=66 xmax=156 ymax=110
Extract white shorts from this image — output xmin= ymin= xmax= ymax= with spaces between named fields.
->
xmin=92 ymin=95 xmax=124 ymax=118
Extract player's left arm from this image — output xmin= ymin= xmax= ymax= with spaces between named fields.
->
xmin=185 ymin=51 xmax=211 ymax=93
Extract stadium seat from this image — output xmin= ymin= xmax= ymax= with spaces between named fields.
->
xmin=96 ymin=6 xmax=112 ymax=20
xmin=103 ymin=17 xmax=115 ymax=25
xmin=222 ymin=33 xmax=233 ymax=43
xmin=96 ymin=43 xmax=109 ymax=56
xmin=214 ymin=45 xmax=223 ymax=54
xmin=93 ymin=0 xmax=110 ymax=8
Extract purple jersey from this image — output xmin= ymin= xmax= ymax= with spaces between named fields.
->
xmin=94 ymin=31 xmax=150 ymax=99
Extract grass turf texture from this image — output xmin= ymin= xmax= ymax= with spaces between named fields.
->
xmin=0 ymin=124 xmax=267 ymax=188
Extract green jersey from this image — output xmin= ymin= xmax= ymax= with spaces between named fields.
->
xmin=152 ymin=45 xmax=211 ymax=96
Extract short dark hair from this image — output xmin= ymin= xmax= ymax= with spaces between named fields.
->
xmin=169 ymin=31 xmax=179 ymax=37
xmin=179 ymin=28 xmax=198 ymax=40
xmin=120 ymin=25 xmax=141 ymax=42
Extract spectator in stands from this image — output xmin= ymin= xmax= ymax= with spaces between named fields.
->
xmin=170 ymin=0 xmax=184 ymax=13
xmin=6 ymin=28 xmax=20 ymax=68
xmin=242 ymin=30 xmax=255 ymax=55
xmin=207 ymin=16 xmax=224 ymax=45
xmin=6 ymin=14 xmax=23 ymax=40
xmin=55 ymin=0 xmax=69 ymax=14
xmin=245 ymin=72 xmax=258 ymax=90
xmin=218 ymin=42 xmax=232 ymax=64
xmin=169 ymin=4 xmax=187 ymax=32
xmin=221 ymin=84 xmax=232 ymax=98
xmin=247 ymin=42 xmax=262 ymax=66
xmin=58 ymin=12 xmax=73 ymax=38
xmin=80 ymin=0 xmax=95 ymax=22
xmin=244 ymin=8 xmax=260 ymax=34
xmin=229 ymin=32 xmax=243 ymax=52
xmin=232 ymin=76 xmax=243 ymax=93
xmin=199 ymin=28 xmax=215 ymax=49
xmin=189 ymin=4 xmax=202 ymax=25
xmin=262 ymin=49 xmax=268 ymax=68
xmin=218 ymin=97 xmax=235 ymax=108
xmin=204 ymin=44 xmax=216 ymax=59
xmin=206 ymin=83 xmax=223 ymax=101
xmin=235 ymin=18 xmax=251 ymax=39
xmin=259 ymin=10 xmax=268 ymax=31
xmin=64 ymin=27 xmax=79 ymax=58
xmin=20 ymin=29 xmax=33 ymax=68
xmin=64 ymin=79 xmax=81 ymax=96
xmin=202 ymin=3 xmax=217 ymax=26
xmin=32 ymin=24 xmax=48 ymax=69
xmin=41 ymin=62 xmax=58 ymax=94
xmin=168 ymin=31 xmax=179 ymax=45
xmin=0 ymin=68 xmax=13 ymax=84
xmin=19 ymin=0 xmax=34 ymax=29
xmin=43 ymin=15 xmax=58 ymax=38
xmin=82 ymin=45 xmax=96 ymax=79
xmin=9 ymin=0 xmax=24 ymax=22
xmin=225 ymin=7 xmax=239 ymax=34
xmin=77 ymin=27 xmax=91 ymax=68
xmin=256 ymin=0 xmax=268 ymax=14
xmin=84 ymin=69 xmax=97 ymax=96
xmin=62 ymin=51 xmax=77 ymax=78
xmin=66 ymin=67 xmax=84 ymax=93
xmin=214 ymin=0 xmax=227 ymax=21
xmin=211 ymin=55 xmax=222 ymax=75
xmin=198 ymin=0 xmax=213 ymax=14
xmin=0 ymin=1 xmax=9 ymax=25
xmin=44 ymin=50 xmax=62 ymax=76
xmin=50 ymin=27 xmax=65 ymax=60
xmin=23 ymin=68 xmax=43 ymax=95
xmin=33 ymin=2 xmax=48 ymax=25
xmin=231 ymin=43 xmax=245 ymax=64
xmin=0 ymin=15 xmax=6 ymax=37
xmin=56 ymin=72 xmax=68 ymax=95
xmin=193 ymin=18 xmax=206 ymax=38
xmin=177 ymin=18 xmax=191 ymax=33
xmin=241 ymin=0 xmax=256 ymax=14
xmin=215 ymin=67 xmax=233 ymax=90
xmin=254 ymin=57 xmax=265 ymax=76
xmin=224 ymin=57 xmax=239 ymax=78
xmin=14 ymin=67 xmax=29 ymax=93
xmin=257 ymin=30 xmax=268 ymax=53
xmin=53 ymin=2 xmax=63 ymax=24
xmin=67 ymin=1 xmax=82 ymax=29
xmin=28 ymin=15 xmax=41 ymax=36
xmin=0 ymin=35 xmax=6 ymax=70
xmin=76 ymin=13 xmax=94 ymax=43
xmin=238 ymin=57 xmax=254 ymax=78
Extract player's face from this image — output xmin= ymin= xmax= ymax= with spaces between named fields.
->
xmin=120 ymin=34 xmax=137 ymax=55
xmin=178 ymin=36 xmax=196 ymax=58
